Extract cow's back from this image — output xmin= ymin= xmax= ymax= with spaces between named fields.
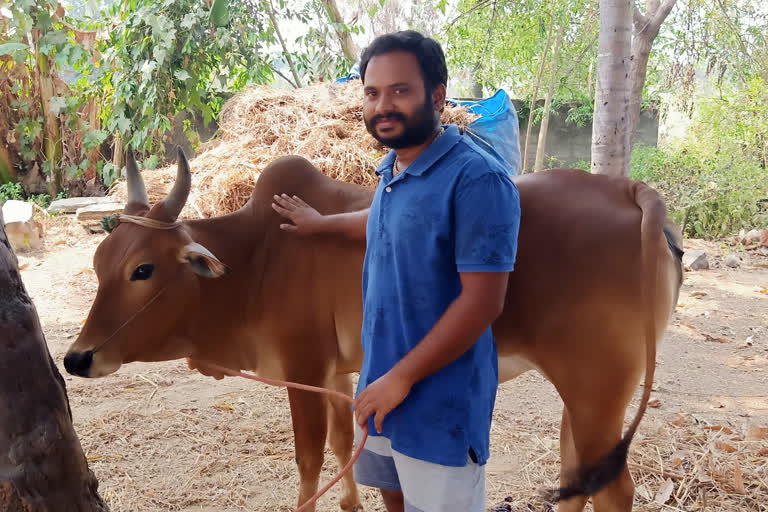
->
xmin=493 ymin=168 xmax=681 ymax=381
xmin=247 ymin=156 xmax=374 ymax=376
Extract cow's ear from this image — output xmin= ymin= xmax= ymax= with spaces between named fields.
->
xmin=178 ymin=242 xmax=230 ymax=278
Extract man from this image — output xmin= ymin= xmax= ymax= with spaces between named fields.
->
xmin=271 ymin=31 xmax=520 ymax=512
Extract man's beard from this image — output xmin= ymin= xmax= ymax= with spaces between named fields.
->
xmin=364 ymin=97 xmax=438 ymax=149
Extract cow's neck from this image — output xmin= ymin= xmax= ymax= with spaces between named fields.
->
xmin=183 ymin=209 xmax=261 ymax=270
xmin=177 ymin=208 xmax=269 ymax=371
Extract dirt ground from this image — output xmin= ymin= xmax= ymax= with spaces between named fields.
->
xmin=15 ymin=216 xmax=768 ymax=512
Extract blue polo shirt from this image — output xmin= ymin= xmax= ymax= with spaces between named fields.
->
xmin=357 ymin=124 xmax=521 ymax=467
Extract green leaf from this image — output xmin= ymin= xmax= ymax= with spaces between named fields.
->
xmin=0 ymin=43 xmax=29 ymax=56
xmin=49 ymin=96 xmax=67 ymax=115
xmin=83 ymin=129 xmax=108 ymax=150
xmin=116 ymin=115 xmax=131 ymax=134
xmin=209 ymin=0 xmax=229 ymax=27
xmin=181 ymin=13 xmax=196 ymax=29
xmin=41 ymin=30 xmax=69 ymax=47
xmin=174 ymin=69 xmax=191 ymax=81
xmin=101 ymin=162 xmax=118 ymax=187
xmin=154 ymin=46 xmax=168 ymax=67
xmin=65 ymin=164 xmax=80 ymax=178
xmin=143 ymin=154 xmax=160 ymax=170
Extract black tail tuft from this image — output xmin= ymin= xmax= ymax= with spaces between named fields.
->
xmin=542 ymin=435 xmax=632 ymax=503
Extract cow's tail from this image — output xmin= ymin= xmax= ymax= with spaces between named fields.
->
xmin=544 ymin=181 xmax=667 ymax=503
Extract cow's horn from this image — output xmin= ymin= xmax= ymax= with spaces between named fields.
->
xmin=125 ymin=146 xmax=149 ymax=205
xmin=161 ymin=147 xmax=191 ymax=221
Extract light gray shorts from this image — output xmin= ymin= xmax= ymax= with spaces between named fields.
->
xmin=353 ymin=425 xmax=486 ymax=512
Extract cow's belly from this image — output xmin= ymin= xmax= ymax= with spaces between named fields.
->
xmin=498 ymin=354 xmax=535 ymax=383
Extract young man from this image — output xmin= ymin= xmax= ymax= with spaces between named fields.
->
xmin=271 ymin=31 xmax=521 ymax=512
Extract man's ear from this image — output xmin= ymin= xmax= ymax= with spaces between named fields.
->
xmin=433 ymin=83 xmax=447 ymax=113
xmin=178 ymin=242 xmax=230 ymax=278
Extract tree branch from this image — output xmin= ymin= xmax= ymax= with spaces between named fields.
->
xmin=714 ymin=0 xmax=764 ymax=80
xmin=265 ymin=0 xmax=303 ymax=89
xmin=471 ymin=0 xmax=499 ymax=85
xmin=560 ymin=30 xmax=600 ymax=79
xmin=633 ymin=6 xmax=648 ymax=31
xmin=319 ymin=0 xmax=359 ymax=64
xmin=268 ymin=63 xmax=297 ymax=89
xmin=442 ymin=0 xmax=494 ymax=34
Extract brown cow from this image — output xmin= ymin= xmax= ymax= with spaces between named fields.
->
xmin=64 ymin=147 xmax=683 ymax=512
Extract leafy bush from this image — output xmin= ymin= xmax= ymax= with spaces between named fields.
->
xmin=631 ymin=143 xmax=767 ymax=239
xmin=0 ymin=182 xmax=25 ymax=202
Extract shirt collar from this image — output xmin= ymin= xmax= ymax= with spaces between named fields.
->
xmin=375 ymin=124 xmax=461 ymax=177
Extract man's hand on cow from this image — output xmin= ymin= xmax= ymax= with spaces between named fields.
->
xmin=271 ymin=194 xmax=324 ymax=234
xmin=354 ymin=370 xmax=412 ymax=434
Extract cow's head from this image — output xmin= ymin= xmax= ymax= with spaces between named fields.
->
xmin=63 ymin=147 xmax=229 ymax=378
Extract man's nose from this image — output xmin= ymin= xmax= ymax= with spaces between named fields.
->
xmin=375 ymin=91 xmax=395 ymax=114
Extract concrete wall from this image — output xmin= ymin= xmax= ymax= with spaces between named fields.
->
xmin=514 ymin=100 xmax=659 ymax=170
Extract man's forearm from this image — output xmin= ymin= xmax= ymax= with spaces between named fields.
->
xmin=389 ymin=290 xmax=504 ymax=387
xmin=319 ymin=208 xmax=370 ymax=240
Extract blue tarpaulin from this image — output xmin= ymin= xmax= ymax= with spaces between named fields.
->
xmin=448 ymin=90 xmax=521 ymax=175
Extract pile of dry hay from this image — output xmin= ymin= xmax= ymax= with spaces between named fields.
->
xmin=110 ymin=80 xmax=479 ymax=218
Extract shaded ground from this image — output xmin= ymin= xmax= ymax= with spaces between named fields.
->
xmin=16 ymin=217 xmax=768 ymax=511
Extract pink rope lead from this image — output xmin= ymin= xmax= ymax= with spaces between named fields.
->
xmin=199 ymin=362 xmax=368 ymax=512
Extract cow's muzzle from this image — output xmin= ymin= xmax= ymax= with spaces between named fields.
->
xmin=64 ymin=350 xmax=94 ymax=377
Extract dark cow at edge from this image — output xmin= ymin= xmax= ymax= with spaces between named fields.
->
xmin=64 ymin=147 xmax=684 ymax=512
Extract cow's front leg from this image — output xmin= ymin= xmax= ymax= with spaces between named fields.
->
xmin=326 ymin=374 xmax=362 ymax=510
xmin=288 ymin=387 xmax=328 ymax=512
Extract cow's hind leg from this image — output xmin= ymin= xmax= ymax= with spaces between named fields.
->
xmin=556 ymin=408 xmax=589 ymax=512
xmin=326 ymin=374 xmax=362 ymax=510
xmin=558 ymin=396 xmax=636 ymax=511
xmin=288 ymin=387 xmax=329 ymax=512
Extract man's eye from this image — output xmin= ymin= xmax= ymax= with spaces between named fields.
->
xmin=130 ymin=263 xmax=154 ymax=281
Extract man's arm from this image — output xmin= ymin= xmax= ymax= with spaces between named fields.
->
xmin=354 ymin=270 xmax=508 ymax=432
xmin=271 ymin=194 xmax=369 ymax=240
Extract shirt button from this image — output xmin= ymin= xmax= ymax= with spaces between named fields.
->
xmin=385 ymin=186 xmax=392 ymax=193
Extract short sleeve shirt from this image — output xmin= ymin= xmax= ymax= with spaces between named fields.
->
xmin=357 ymin=124 xmax=521 ymax=467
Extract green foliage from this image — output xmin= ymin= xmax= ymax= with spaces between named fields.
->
xmin=0 ymin=182 xmax=56 ymax=209
xmin=0 ymin=183 xmax=25 ymax=202
xmin=631 ymin=144 xmax=767 ymax=239
xmin=27 ymin=193 xmax=53 ymax=209
xmin=631 ymin=75 xmax=768 ymax=239
xmin=443 ymin=0 xmax=597 ymax=100
xmin=2 ymin=0 xmax=111 ymax=190
xmin=97 ymin=0 xmax=277 ymax=155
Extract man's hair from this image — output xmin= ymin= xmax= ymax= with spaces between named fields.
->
xmin=359 ymin=31 xmax=448 ymax=93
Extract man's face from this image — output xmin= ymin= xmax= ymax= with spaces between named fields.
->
xmin=362 ymin=51 xmax=442 ymax=149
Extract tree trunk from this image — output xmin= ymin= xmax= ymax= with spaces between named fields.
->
xmin=0 ymin=210 xmax=108 ymax=512
xmin=319 ymin=0 xmax=359 ymax=64
xmin=112 ymin=134 xmax=124 ymax=174
xmin=533 ymin=17 xmax=567 ymax=173
xmin=522 ymin=10 xmax=555 ymax=173
xmin=33 ymin=32 xmax=63 ymax=196
xmin=628 ymin=0 xmax=677 ymax=149
xmin=522 ymin=10 xmax=556 ymax=173
xmin=591 ymin=0 xmax=633 ymax=176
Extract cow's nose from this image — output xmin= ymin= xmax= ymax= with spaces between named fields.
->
xmin=64 ymin=351 xmax=94 ymax=377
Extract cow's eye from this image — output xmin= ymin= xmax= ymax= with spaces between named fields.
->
xmin=130 ymin=263 xmax=154 ymax=281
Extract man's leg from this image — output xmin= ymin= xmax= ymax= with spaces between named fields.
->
xmin=380 ymin=489 xmax=405 ymax=512
xmin=393 ymin=450 xmax=485 ymax=512
xmin=353 ymin=425 xmax=404 ymax=511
